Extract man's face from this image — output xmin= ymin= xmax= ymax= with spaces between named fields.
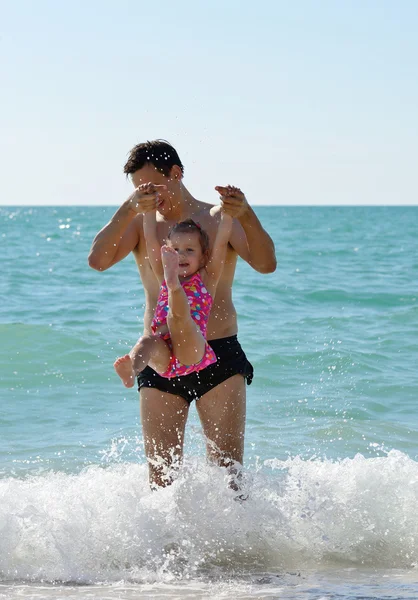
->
xmin=131 ymin=164 xmax=181 ymax=214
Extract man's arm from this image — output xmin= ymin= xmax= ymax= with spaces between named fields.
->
xmin=143 ymin=210 xmax=164 ymax=283
xmin=205 ymin=211 xmax=233 ymax=290
xmin=215 ymin=185 xmax=277 ymax=274
xmin=88 ymin=183 xmax=166 ymax=271
xmin=88 ymin=200 xmax=139 ymax=271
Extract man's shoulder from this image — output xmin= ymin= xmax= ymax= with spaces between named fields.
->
xmin=192 ymin=199 xmax=221 ymax=221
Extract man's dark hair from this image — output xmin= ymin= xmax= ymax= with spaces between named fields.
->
xmin=123 ymin=140 xmax=184 ymax=178
xmin=168 ymin=219 xmax=210 ymax=257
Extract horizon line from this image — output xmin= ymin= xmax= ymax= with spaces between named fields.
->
xmin=1 ymin=204 xmax=418 ymax=208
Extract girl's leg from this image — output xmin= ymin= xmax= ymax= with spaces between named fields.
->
xmin=162 ymin=246 xmax=206 ymax=366
xmin=114 ymin=334 xmax=170 ymax=387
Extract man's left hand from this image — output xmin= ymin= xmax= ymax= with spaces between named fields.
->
xmin=215 ymin=185 xmax=249 ymax=219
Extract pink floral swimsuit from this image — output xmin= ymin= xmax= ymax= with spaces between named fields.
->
xmin=151 ymin=271 xmax=217 ymax=378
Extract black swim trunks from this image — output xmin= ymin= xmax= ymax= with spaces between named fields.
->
xmin=137 ymin=335 xmax=253 ymax=403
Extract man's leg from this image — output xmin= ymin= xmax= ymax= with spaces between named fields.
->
xmin=196 ymin=374 xmax=246 ymax=472
xmin=140 ymin=387 xmax=190 ymax=488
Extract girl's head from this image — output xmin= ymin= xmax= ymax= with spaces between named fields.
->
xmin=167 ymin=219 xmax=209 ymax=278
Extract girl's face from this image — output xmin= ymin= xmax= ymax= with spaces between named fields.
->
xmin=167 ymin=231 xmax=205 ymax=278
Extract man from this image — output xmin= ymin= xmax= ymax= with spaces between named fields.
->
xmin=88 ymin=140 xmax=276 ymax=488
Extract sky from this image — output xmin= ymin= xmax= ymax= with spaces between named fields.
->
xmin=1 ymin=0 xmax=418 ymax=206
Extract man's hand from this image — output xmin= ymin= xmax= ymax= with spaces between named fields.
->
xmin=215 ymin=185 xmax=249 ymax=219
xmin=128 ymin=183 xmax=167 ymax=214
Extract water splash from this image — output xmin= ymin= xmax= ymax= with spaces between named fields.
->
xmin=0 ymin=451 xmax=417 ymax=585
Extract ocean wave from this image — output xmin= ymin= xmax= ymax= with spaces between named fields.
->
xmin=0 ymin=451 xmax=417 ymax=585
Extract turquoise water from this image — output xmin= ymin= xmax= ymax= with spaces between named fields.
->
xmin=1 ymin=206 xmax=418 ymax=598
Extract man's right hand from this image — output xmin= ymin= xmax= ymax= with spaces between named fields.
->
xmin=128 ymin=183 xmax=167 ymax=214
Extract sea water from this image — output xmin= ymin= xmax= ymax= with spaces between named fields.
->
xmin=1 ymin=206 xmax=417 ymax=599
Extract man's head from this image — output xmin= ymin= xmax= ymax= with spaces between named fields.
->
xmin=124 ymin=140 xmax=184 ymax=213
xmin=124 ymin=140 xmax=184 ymax=178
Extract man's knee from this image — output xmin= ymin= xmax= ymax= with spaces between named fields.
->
xmin=146 ymin=444 xmax=182 ymax=488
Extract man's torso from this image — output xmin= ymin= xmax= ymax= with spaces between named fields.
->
xmin=133 ymin=201 xmax=238 ymax=340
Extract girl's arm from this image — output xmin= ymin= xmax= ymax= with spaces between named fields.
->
xmin=204 ymin=210 xmax=233 ymax=292
xmin=143 ymin=210 xmax=164 ymax=283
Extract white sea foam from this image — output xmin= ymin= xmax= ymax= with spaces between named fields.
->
xmin=0 ymin=450 xmax=417 ymax=585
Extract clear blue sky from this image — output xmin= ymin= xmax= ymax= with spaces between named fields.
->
xmin=1 ymin=0 xmax=417 ymax=205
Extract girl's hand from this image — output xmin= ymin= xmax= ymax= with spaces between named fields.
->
xmin=215 ymin=185 xmax=249 ymax=219
xmin=129 ymin=183 xmax=166 ymax=214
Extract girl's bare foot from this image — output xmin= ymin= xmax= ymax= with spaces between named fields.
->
xmin=114 ymin=354 xmax=135 ymax=388
xmin=161 ymin=245 xmax=180 ymax=290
